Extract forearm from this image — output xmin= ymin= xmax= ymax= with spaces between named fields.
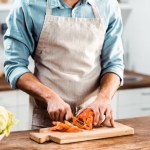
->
xmin=16 ymin=72 xmax=73 ymax=121
xmin=16 ymin=72 xmax=54 ymax=103
xmin=97 ymin=73 xmax=120 ymax=103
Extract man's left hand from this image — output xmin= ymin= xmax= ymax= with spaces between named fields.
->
xmin=78 ymin=95 xmax=115 ymax=127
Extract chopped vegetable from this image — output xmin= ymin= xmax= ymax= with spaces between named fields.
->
xmin=50 ymin=108 xmax=94 ymax=132
xmin=50 ymin=120 xmax=82 ymax=132
xmin=73 ymin=108 xmax=94 ymax=130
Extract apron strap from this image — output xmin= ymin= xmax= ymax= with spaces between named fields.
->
xmin=88 ymin=0 xmax=101 ymax=19
xmin=46 ymin=0 xmax=52 ymax=16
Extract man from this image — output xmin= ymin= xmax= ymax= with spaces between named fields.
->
xmin=4 ymin=0 xmax=124 ymax=129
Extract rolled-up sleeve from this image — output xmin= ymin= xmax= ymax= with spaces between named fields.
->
xmin=4 ymin=0 xmax=35 ymax=88
xmin=100 ymin=2 xmax=124 ymax=86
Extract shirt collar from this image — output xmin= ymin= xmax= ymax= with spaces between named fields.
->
xmin=50 ymin=0 xmax=63 ymax=9
xmin=49 ymin=0 xmax=90 ymax=9
xmin=83 ymin=0 xmax=90 ymax=4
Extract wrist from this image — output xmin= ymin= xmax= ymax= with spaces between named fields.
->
xmin=97 ymin=92 xmax=112 ymax=104
xmin=40 ymin=86 xmax=55 ymax=104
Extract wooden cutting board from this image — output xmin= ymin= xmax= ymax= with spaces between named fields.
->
xmin=30 ymin=122 xmax=134 ymax=144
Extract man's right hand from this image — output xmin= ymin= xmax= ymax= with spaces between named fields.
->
xmin=17 ymin=72 xmax=73 ymax=122
xmin=46 ymin=92 xmax=73 ymax=122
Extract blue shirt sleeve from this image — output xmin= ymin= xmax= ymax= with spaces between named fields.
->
xmin=100 ymin=1 xmax=124 ymax=85
xmin=4 ymin=0 xmax=35 ymax=88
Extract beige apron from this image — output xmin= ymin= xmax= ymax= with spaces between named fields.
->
xmin=31 ymin=0 xmax=105 ymax=128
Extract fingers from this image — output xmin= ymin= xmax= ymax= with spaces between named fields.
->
xmin=94 ymin=106 xmax=114 ymax=127
xmin=49 ymin=110 xmax=59 ymax=121
xmin=102 ymin=110 xmax=111 ymax=126
xmin=93 ymin=109 xmax=100 ymax=126
xmin=46 ymin=94 xmax=73 ymax=122
xmin=54 ymin=111 xmax=60 ymax=121
xmin=59 ymin=109 xmax=65 ymax=122
xmin=49 ymin=112 xmax=55 ymax=121
xmin=101 ymin=108 xmax=114 ymax=127
xmin=97 ymin=108 xmax=105 ymax=126
xmin=65 ymin=105 xmax=73 ymax=121
xmin=110 ymin=111 xmax=115 ymax=127
xmin=48 ymin=105 xmax=72 ymax=122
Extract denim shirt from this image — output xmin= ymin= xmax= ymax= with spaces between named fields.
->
xmin=4 ymin=0 xmax=124 ymax=88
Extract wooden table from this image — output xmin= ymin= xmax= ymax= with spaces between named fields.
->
xmin=1 ymin=116 xmax=150 ymax=150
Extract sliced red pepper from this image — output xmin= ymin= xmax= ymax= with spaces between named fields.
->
xmin=50 ymin=121 xmax=82 ymax=132
xmin=72 ymin=108 xmax=94 ymax=130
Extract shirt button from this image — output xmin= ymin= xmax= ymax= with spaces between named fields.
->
xmin=7 ymin=45 xmax=11 ymax=49
xmin=72 ymin=13 xmax=75 ymax=17
xmin=72 ymin=10 xmax=76 ymax=17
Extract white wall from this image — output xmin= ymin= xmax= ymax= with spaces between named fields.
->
xmin=122 ymin=0 xmax=150 ymax=75
xmin=0 ymin=10 xmax=34 ymax=73
xmin=0 ymin=11 xmax=9 ymax=72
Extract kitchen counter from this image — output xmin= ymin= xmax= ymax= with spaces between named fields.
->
xmin=1 ymin=116 xmax=150 ymax=150
xmin=1 ymin=70 xmax=150 ymax=91
xmin=0 ymin=75 xmax=12 ymax=91
xmin=120 ymin=70 xmax=150 ymax=90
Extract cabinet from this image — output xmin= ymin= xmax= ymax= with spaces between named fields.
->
xmin=0 ymin=90 xmax=30 ymax=131
xmin=117 ymin=88 xmax=150 ymax=119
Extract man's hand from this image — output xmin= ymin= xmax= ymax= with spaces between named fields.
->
xmin=78 ymin=95 xmax=114 ymax=127
xmin=90 ymin=95 xmax=114 ymax=127
xmin=46 ymin=92 xmax=73 ymax=122
xmin=77 ymin=73 xmax=120 ymax=127
xmin=17 ymin=72 xmax=73 ymax=122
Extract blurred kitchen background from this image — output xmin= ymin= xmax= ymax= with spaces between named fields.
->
xmin=0 ymin=0 xmax=150 ymax=131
